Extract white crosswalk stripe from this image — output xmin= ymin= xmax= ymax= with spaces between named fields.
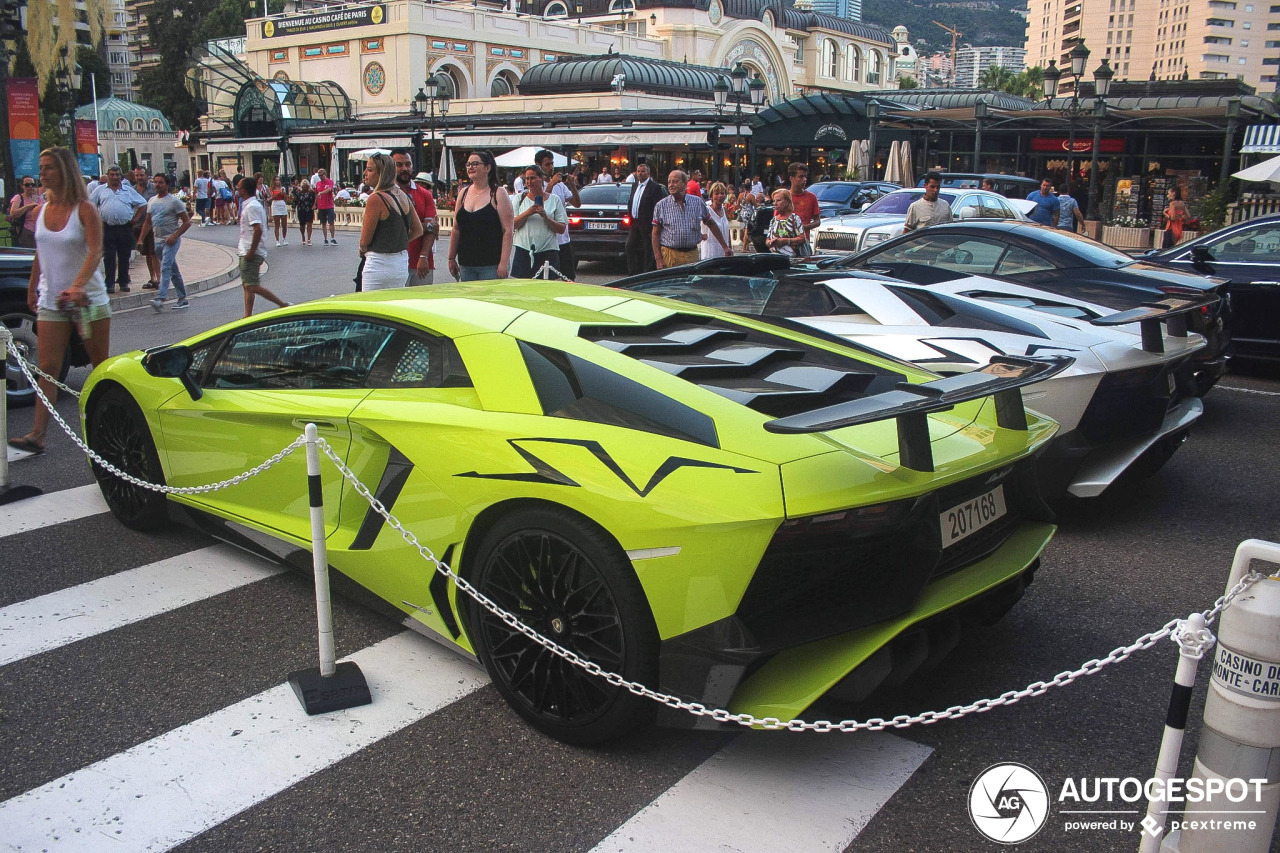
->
xmin=0 ymin=484 xmax=928 ymax=852
xmin=0 ymin=544 xmax=284 ymax=666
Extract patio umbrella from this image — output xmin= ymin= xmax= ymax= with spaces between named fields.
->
xmin=438 ymin=144 xmax=457 ymax=184
xmin=493 ymin=146 xmax=575 ymax=168
xmin=848 ymin=139 xmax=870 ymax=179
xmin=897 ymin=141 xmax=913 ymax=187
xmin=347 ymin=147 xmax=391 ymax=161
xmin=1232 ymin=153 xmax=1280 ymax=183
xmin=329 ymin=147 xmax=339 ymax=180
xmin=884 ymin=140 xmax=902 ymax=184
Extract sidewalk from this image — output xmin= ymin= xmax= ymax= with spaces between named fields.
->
xmin=106 ymin=238 xmax=241 ymax=311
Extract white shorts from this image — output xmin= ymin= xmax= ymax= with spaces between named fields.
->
xmin=361 ymin=250 xmax=410 ymax=290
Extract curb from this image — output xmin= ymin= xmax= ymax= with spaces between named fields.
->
xmin=106 ymin=241 xmax=243 ymax=311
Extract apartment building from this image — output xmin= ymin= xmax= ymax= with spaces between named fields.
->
xmin=105 ymin=0 xmax=136 ymax=99
xmin=1026 ymin=0 xmax=1280 ymax=90
xmin=954 ymin=44 xmax=1028 ymax=85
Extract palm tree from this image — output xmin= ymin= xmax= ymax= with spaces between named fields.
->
xmin=24 ymin=0 xmax=109 ymax=96
xmin=977 ymin=65 xmax=1017 ymax=92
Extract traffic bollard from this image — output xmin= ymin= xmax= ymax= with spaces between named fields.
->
xmin=287 ymin=423 xmax=372 ymax=715
xmin=1162 ymin=539 xmax=1280 ymax=853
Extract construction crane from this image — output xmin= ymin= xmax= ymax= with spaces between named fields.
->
xmin=933 ymin=20 xmax=962 ymax=87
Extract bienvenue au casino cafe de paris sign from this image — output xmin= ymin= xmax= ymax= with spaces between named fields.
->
xmin=262 ymin=4 xmax=386 ymax=38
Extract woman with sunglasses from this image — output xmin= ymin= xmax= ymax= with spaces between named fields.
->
xmin=447 ymin=150 xmax=513 ymax=281
xmin=9 ymin=175 xmax=44 ymax=248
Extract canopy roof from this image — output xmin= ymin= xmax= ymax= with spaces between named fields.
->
xmin=520 ymin=54 xmax=759 ymax=102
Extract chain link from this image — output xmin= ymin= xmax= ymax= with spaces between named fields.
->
xmin=6 ymin=341 xmax=305 ymax=495
xmin=5 ymin=337 xmax=83 ymax=398
xmin=534 ymin=260 xmax=575 ymax=282
xmin=318 ymin=439 xmax=1270 ymax=733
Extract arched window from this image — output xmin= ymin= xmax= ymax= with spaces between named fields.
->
xmin=868 ymin=50 xmax=882 ymax=85
xmin=491 ymin=71 xmax=517 ymax=97
xmin=608 ymin=0 xmax=635 ymax=10
xmin=845 ymin=44 xmax=860 ymax=82
xmin=437 ymin=68 xmax=461 ymax=99
xmin=544 ymin=0 xmax=568 ymax=15
xmin=134 ymin=118 xmax=145 ymax=130
xmin=150 ymin=119 xmax=162 ymax=130
xmin=116 ymin=118 xmax=128 ymax=130
xmin=822 ymin=39 xmax=838 ymax=78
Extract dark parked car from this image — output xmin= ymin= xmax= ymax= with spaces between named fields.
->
xmin=917 ymin=173 xmax=1041 ymax=200
xmin=813 ymin=221 xmax=1232 ymax=395
xmin=566 ymin=183 xmax=633 ymax=262
xmin=1145 ymin=214 xmax=1280 ymax=362
xmin=747 ymin=181 xmax=900 ymax=252
xmin=2 ymin=247 xmax=88 ymax=407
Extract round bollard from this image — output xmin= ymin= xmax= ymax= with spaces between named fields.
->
xmin=1178 ymin=572 xmax=1280 ymax=853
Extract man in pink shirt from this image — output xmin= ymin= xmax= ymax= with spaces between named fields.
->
xmin=392 ymin=149 xmax=438 ymax=284
xmin=788 ymin=162 xmax=821 ymax=240
xmin=314 ymin=168 xmax=337 ymax=245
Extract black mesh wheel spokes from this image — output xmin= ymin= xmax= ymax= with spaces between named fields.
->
xmin=478 ymin=530 xmax=627 ymax=724
xmin=93 ymin=401 xmax=157 ymax=515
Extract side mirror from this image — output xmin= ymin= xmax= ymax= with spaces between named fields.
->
xmin=958 ymin=206 xmax=980 ymax=220
xmin=1190 ymin=244 xmax=1214 ymax=264
xmin=142 ymin=345 xmax=202 ymax=400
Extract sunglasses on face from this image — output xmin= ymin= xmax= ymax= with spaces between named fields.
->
xmin=466 ymin=161 xmax=485 ymax=168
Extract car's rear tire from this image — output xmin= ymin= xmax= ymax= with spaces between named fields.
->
xmin=88 ymin=386 xmax=169 ymax=531
xmin=4 ymin=309 xmax=76 ymax=409
xmin=466 ymin=507 xmax=659 ymax=744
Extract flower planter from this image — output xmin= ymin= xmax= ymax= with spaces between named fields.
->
xmin=1101 ymin=225 xmax=1153 ymax=250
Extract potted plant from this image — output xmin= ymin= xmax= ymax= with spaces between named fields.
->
xmin=1102 ymin=214 xmax=1152 ymax=250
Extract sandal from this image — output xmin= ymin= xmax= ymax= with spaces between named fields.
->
xmin=143 ymin=281 xmax=159 ymax=290
xmin=7 ymin=435 xmax=45 ymax=454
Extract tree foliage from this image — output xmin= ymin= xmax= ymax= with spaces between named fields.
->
xmin=75 ymin=46 xmax=113 ymax=105
xmin=898 ymin=75 xmax=918 ymax=89
xmin=977 ymin=65 xmax=1046 ymax=99
xmin=25 ymin=0 xmax=109 ymax=97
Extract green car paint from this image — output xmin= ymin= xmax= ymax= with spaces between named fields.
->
xmin=80 ymin=280 xmax=1062 ymax=738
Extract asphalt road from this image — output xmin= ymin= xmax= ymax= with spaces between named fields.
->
xmin=2 ymin=234 xmax=1278 ymax=853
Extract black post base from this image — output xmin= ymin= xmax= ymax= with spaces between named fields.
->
xmin=288 ymin=661 xmax=372 ymax=715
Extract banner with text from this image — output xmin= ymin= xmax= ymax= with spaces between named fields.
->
xmin=261 ymin=4 xmax=385 ymax=38
xmin=7 ymin=78 xmax=41 ymax=182
xmin=75 ymin=119 xmax=100 ymax=176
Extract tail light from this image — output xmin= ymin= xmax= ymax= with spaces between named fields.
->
xmin=569 ymin=216 xmax=582 ymax=226
xmin=772 ymin=498 xmax=917 ymax=544
xmin=622 ymin=215 xmax=632 ymax=227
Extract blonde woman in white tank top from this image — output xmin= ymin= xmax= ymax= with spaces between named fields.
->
xmin=8 ymin=148 xmax=111 ymax=455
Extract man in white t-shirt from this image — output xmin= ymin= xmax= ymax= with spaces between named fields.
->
xmin=138 ymin=173 xmax=193 ymax=310
xmin=535 ymin=149 xmax=580 ymax=279
xmin=596 ymin=169 xmax=614 ymax=184
xmin=194 ymin=170 xmax=212 ymax=225
xmin=237 ymin=176 xmax=289 ymax=317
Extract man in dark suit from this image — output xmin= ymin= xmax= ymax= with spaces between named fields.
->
xmin=625 ymin=162 xmax=667 ymax=275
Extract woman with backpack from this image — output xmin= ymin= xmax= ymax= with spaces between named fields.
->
xmin=447 ymin=150 xmax=513 ymax=281
xmin=8 ymin=175 xmax=44 ymax=248
xmin=357 ymin=153 xmax=423 ymax=290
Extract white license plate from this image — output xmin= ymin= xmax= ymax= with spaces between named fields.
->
xmin=586 ymin=221 xmax=617 ymax=231
xmin=939 ymin=485 xmax=1007 ymax=547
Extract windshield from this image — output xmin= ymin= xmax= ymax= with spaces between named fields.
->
xmin=577 ymin=184 xmax=631 ymax=205
xmin=809 ymin=183 xmax=857 ymax=203
xmin=623 ymin=276 xmax=780 ymax=315
xmin=861 ymin=191 xmax=958 ymax=216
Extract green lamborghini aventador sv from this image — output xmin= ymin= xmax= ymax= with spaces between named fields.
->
xmin=81 ymin=280 xmax=1067 ymax=743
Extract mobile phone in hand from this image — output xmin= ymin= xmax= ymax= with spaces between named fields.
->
xmin=534 ymin=195 xmax=543 ymax=207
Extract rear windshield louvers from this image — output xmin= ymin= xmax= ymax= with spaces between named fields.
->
xmin=581 ymin=314 xmax=907 ymax=418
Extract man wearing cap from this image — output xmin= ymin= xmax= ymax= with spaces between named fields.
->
xmin=391 ymin=148 xmax=438 ymax=284
xmin=652 ymin=169 xmax=730 ymax=269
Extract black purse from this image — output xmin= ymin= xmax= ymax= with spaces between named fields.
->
xmin=353 ymin=255 xmax=365 ymax=292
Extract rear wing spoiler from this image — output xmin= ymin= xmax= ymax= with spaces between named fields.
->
xmin=1090 ymin=295 xmax=1218 ymax=354
xmin=764 ymin=355 xmax=1074 ymax=472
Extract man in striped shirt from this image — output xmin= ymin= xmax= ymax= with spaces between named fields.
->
xmin=651 ymin=170 xmax=730 ymax=269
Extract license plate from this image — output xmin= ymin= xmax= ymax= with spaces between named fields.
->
xmin=939 ymin=485 xmax=1006 ymax=547
xmin=587 ymin=221 xmax=617 ymax=231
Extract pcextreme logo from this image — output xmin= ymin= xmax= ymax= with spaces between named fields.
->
xmin=968 ymin=763 xmax=1269 ymax=843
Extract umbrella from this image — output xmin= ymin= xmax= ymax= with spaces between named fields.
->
xmin=347 ymin=147 xmax=391 ymax=161
xmin=329 ymin=147 xmax=339 ymax=180
xmin=493 ymin=146 xmax=575 ymax=168
xmin=884 ymin=140 xmax=902 ymax=184
xmin=848 ymin=138 xmax=870 ymax=180
xmin=1232 ymin=154 xmax=1280 ymax=183
xmin=897 ymin=141 xmax=913 ymax=187
xmin=438 ymin=144 xmax=457 ymax=184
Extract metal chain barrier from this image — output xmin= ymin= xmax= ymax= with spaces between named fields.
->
xmin=5 ymin=338 xmax=82 ymax=398
xmin=534 ymin=260 xmax=575 ymax=282
xmin=10 ymin=351 xmax=1268 ymax=731
xmin=318 ymin=438 xmax=1269 ymax=733
xmin=5 ymin=339 xmax=304 ymax=495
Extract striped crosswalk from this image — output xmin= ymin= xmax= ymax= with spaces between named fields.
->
xmin=0 ymin=482 xmax=931 ymax=853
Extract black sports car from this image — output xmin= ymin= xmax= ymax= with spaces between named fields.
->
xmin=1145 ymin=214 xmax=1280 ymax=362
xmin=810 ymin=221 xmax=1232 ymax=395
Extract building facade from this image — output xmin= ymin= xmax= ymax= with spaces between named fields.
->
xmin=1025 ymin=0 xmax=1280 ymax=90
xmin=954 ymin=45 xmax=1027 ymax=87
xmin=105 ymin=0 xmax=137 ymax=100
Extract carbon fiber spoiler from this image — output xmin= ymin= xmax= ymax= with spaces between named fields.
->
xmin=1090 ymin=295 xmax=1218 ymax=353
xmin=764 ymin=355 xmax=1074 ymax=472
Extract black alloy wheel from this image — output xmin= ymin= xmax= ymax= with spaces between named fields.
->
xmin=4 ymin=309 xmax=75 ymax=408
xmin=467 ymin=507 xmax=658 ymax=744
xmin=88 ymin=386 xmax=168 ymax=531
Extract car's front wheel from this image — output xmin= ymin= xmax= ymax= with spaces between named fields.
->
xmin=4 ymin=309 xmax=75 ymax=408
xmin=87 ymin=386 xmax=169 ymax=531
xmin=466 ymin=507 xmax=659 ymax=744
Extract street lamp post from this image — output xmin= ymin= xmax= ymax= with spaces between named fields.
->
xmin=1041 ymin=40 xmax=1094 ymax=195
xmin=973 ymin=99 xmax=987 ymax=172
xmin=746 ymin=73 xmax=766 ymax=181
xmin=713 ymin=63 xmax=756 ymax=186
xmin=412 ymin=73 xmax=450 ymax=185
xmin=711 ymin=75 xmax=729 ymax=184
xmin=866 ymin=100 xmax=880 ymax=182
xmin=1086 ymin=57 xmax=1114 ymax=220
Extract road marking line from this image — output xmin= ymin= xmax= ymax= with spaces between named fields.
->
xmin=1216 ymin=384 xmax=1280 ymax=397
xmin=0 ymin=631 xmax=488 ymax=853
xmin=590 ymin=732 xmax=932 ymax=853
xmin=0 ymin=545 xmax=283 ymax=667
xmin=0 ymin=484 xmax=107 ymax=539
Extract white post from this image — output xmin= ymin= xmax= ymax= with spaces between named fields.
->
xmin=1140 ymin=611 xmax=1209 ymax=853
xmin=304 ymin=423 xmax=336 ymax=678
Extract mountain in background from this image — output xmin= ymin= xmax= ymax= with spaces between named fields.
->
xmin=862 ymin=0 xmax=1031 ymax=57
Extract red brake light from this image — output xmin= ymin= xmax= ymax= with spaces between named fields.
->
xmin=569 ymin=216 xmax=582 ymax=225
xmin=622 ymin=215 xmax=632 ymax=226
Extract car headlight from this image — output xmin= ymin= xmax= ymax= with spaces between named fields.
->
xmin=863 ymin=232 xmax=889 ymax=245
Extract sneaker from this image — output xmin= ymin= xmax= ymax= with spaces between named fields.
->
xmin=150 ymin=298 xmax=164 ymax=312
xmin=275 ymin=240 xmax=282 ymax=247
xmin=174 ymin=300 xmax=190 ymax=309
xmin=120 ymin=285 xmax=131 ymax=292
xmin=323 ymin=239 xmax=330 ymax=245
xmin=281 ymin=240 xmax=288 ymax=246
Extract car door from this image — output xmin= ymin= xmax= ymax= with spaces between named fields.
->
xmin=156 ymin=315 xmax=397 ymax=540
xmin=1173 ymin=221 xmax=1280 ymax=351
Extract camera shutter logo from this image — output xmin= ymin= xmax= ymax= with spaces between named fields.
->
xmin=968 ymin=762 xmax=1050 ymax=844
